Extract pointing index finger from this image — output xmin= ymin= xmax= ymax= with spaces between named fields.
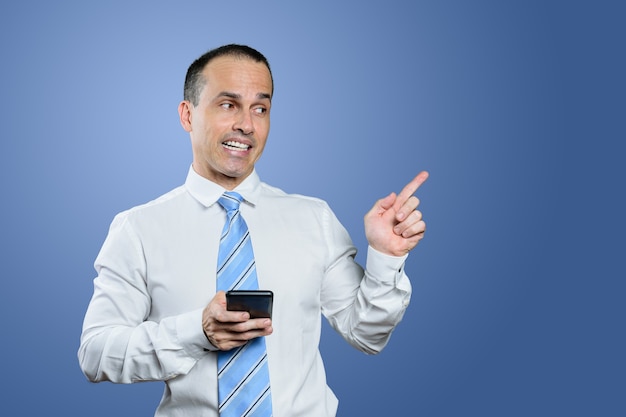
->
xmin=393 ymin=171 xmax=429 ymax=211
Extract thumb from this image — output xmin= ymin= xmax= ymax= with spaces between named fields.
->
xmin=369 ymin=192 xmax=397 ymax=217
xmin=379 ymin=192 xmax=397 ymax=210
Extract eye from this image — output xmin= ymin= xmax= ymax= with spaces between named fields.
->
xmin=220 ymin=102 xmax=234 ymax=110
xmin=253 ymin=106 xmax=267 ymax=115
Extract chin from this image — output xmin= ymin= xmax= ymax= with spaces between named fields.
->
xmin=221 ymin=167 xmax=253 ymax=180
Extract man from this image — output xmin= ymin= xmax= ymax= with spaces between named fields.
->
xmin=78 ymin=44 xmax=428 ymax=416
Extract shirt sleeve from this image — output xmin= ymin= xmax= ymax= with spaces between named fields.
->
xmin=77 ymin=213 xmax=211 ymax=384
xmin=320 ymin=206 xmax=412 ymax=355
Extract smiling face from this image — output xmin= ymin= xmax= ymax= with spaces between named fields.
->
xmin=178 ymin=55 xmax=273 ymax=189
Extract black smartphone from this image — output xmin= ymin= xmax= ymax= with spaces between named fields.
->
xmin=226 ymin=290 xmax=273 ymax=319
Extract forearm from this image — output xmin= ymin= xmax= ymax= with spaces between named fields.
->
xmin=78 ymin=307 xmax=209 ymax=383
xmin=326 ymin=246 xmax=412 ymax=354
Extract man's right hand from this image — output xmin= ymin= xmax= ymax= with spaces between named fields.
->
xmin=202 ymin=291 xmax=273 ymax=351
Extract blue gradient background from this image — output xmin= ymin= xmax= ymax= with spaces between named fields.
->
xmin=1 ymin=1 xmax=624 ymax=416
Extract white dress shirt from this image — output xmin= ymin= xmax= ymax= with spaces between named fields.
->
xmin=78 ymin=166 xmax=412 ymax=417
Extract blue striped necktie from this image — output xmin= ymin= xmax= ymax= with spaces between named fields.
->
xmin=216 ymin=192 xmax=273 ymax=417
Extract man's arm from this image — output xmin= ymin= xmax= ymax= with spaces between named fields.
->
xmin=77 ymin=214 xmax=209 ymax=383
xmin=322 ymin=172 xmax=428 ymax=354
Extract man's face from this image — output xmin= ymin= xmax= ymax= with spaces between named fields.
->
xmin=179 ymin=55 xmax=272 ymax=189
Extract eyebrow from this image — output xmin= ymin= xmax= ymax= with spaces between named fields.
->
xmin=217 ymin=91 xmax=272 ymax=101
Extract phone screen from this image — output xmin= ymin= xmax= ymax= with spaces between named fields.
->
xmin=226 ymin=290 xmax=273 ymax=318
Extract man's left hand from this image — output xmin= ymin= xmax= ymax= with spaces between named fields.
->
xmin=364 ymin=171 xmax=429 ymax=257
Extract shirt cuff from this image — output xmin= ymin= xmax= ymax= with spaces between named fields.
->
xmin=175 ymin=308 xmax=216 ymax=357
xmin=365 ymin=246 xmax=408 ymax=284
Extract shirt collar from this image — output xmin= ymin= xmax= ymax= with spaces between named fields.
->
xmin=184 ymin=165 xmax=261 ymax=208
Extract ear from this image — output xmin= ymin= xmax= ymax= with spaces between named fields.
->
xmin=178 ymin=100 xmax=193 ymax=132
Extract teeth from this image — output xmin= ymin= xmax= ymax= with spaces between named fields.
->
xmin=223 ymin=140 xmax=250 ymax=150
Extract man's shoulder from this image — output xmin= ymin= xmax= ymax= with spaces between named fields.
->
xmin=112 ymin=184 xmax=188 ymax=222
xmin=258 ymin=182 xmax=329 ymax=210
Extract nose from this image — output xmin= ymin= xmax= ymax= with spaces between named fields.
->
xmin=233 ymin=109 xmax=254 ymax=135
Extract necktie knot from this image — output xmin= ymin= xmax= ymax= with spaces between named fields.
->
xmin=218 ymin=191 xmax=243 ymax=214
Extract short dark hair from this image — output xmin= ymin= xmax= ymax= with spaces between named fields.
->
xmin=183 ymin=44 xmax=273 ymax=106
